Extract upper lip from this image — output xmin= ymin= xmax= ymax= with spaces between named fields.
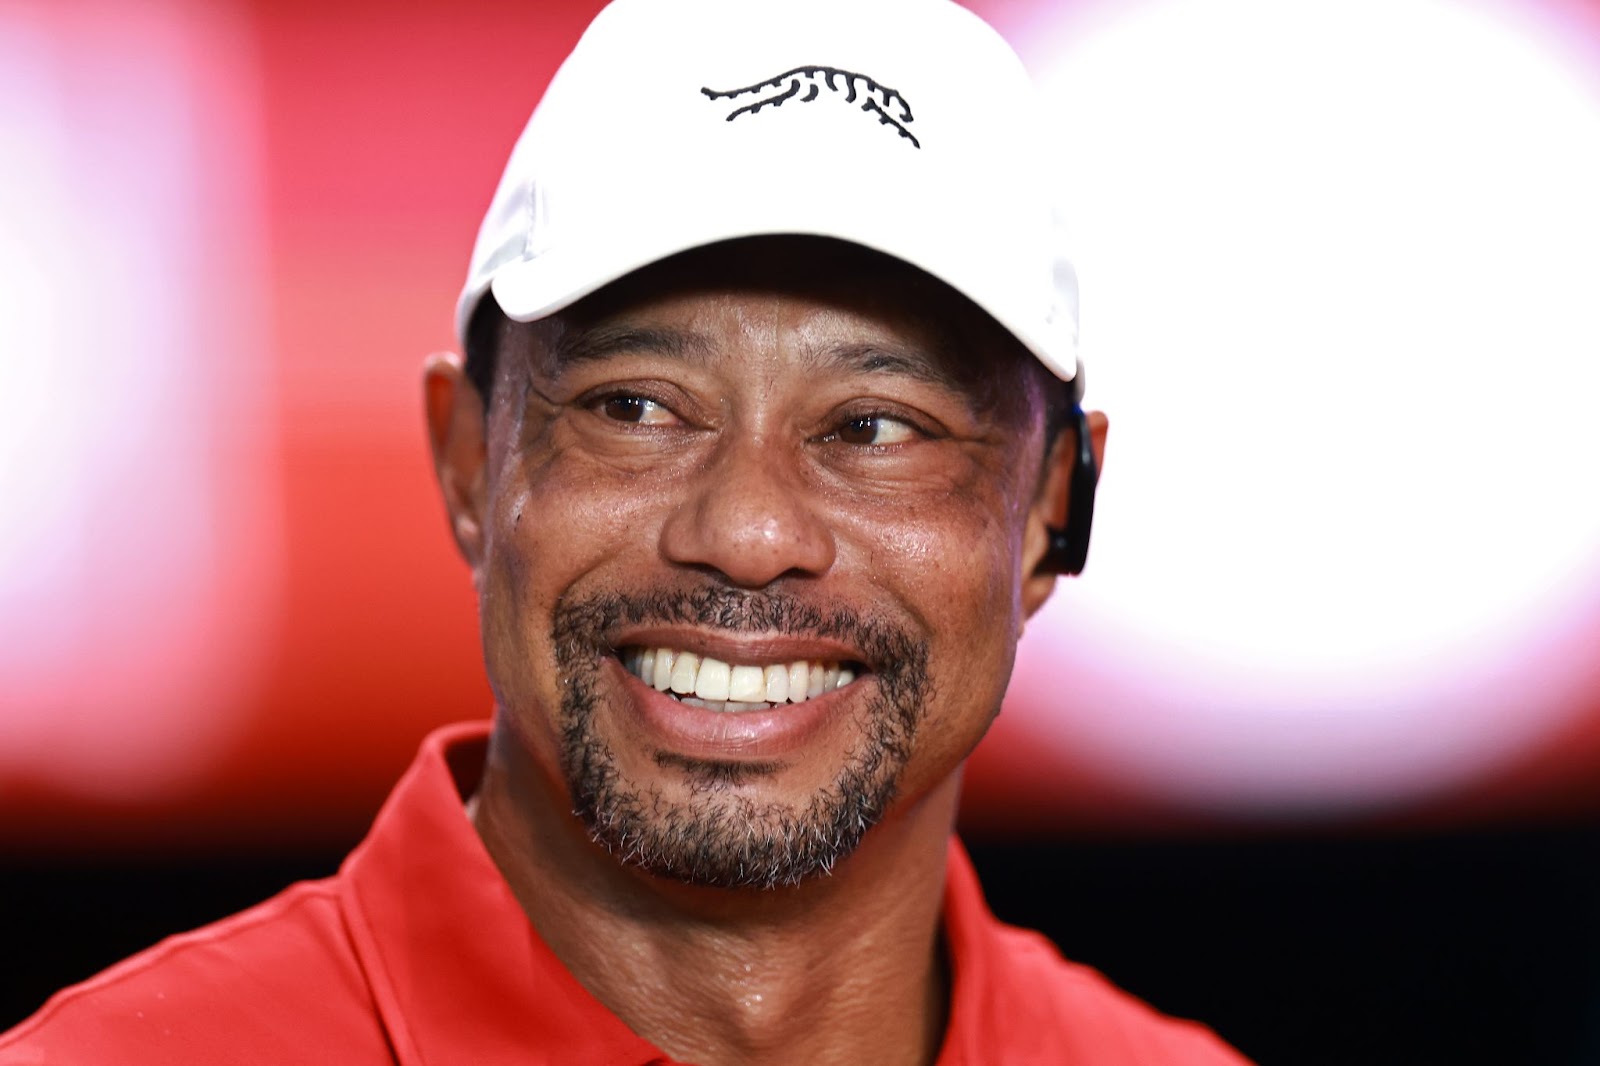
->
xmin=609 ymin=626 xmax=874 ymax=671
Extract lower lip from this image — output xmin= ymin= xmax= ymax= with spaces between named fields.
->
xmin=612 ymin=661 xmax=860 ymax=761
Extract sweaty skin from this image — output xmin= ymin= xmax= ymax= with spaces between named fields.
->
xmin=424 ymin=240 xmax=1107 ymax=1066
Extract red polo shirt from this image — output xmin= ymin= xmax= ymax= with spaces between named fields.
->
xmin=1 ymin=723 xmax=1249 ymax=1065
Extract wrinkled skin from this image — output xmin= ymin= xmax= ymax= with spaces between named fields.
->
xmin=424 ymin=237 xmax=1107 ymax=1066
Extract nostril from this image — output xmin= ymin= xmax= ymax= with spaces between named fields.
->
xmin=657 ymin=468 xmax=836 ymax=586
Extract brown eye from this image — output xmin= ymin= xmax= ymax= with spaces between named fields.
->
xmin=600 ymin=396 xmax=675 ymax=425
xmin=836 ymin=415 xmax=916 ymax=446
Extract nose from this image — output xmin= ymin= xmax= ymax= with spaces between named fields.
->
xmin=658 ymin=435 xmax=836 ymax=587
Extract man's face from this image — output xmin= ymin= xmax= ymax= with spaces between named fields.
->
xmin=459 ymin=241 xmax=1067 ymax=888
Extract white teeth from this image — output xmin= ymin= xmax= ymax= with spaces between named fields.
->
xmin=682 ymin=696 xmax=730 ymax=712
xmin=623 ymin=647 xmax=860 ymax=707
xmin=788 ymin=661 xmax=808 ymax=699
xmin=763 ymin=664 xmax=789 ymax=703
xmin=670 ymin=652 xmax=700 ymax=695
xmin=729 ymin=664 xmax=765 ymax=702
xmin=652 ymin=648 xmax=676 ymax=690
xmin=694 ymin=657 xmax=731 ymax=700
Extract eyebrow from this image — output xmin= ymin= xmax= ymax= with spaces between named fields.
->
xmin=547 ymin=323 xmax=974 ymax=399
xmin=807 ymin=341 xmax=966 ymax=394
xmin=550 ymin=325 xmax=716 ymax=369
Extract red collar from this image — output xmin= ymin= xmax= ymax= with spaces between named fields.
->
xmin=339 ymin=722 xmax=666 ymax=1065
xmin=337 ymin=722 xmax=1016 ymax=1066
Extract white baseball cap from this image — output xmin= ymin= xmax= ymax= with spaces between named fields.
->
xmin=457 ymin=0 xmax=1080 ymax=384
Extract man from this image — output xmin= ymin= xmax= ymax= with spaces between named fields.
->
xmin=2 ymin=0 xmax=1249 ymax=1062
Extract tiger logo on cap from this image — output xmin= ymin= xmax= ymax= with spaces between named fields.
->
xmin=702 ymin=65 xmax=920 ymax=148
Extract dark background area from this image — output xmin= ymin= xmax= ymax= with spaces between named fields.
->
xmin=6 ymin=823 xmax=1600 ymax=1065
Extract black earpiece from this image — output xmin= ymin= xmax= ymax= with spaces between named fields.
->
xmin=1036 ymin=393 xmax=1099 ymax=577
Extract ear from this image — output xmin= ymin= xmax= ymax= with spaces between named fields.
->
xmin=1020 ymin=410 xmax=1109 ymax=618
xmin=423 ymin=351 xmax=490 ymax=574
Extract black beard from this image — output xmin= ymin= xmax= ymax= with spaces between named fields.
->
xmin=549 ymin=586 xmax=930 ymax=889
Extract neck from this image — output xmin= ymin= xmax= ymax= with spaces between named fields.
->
xmin=470 ymin=725 xmax=961 ymax=1066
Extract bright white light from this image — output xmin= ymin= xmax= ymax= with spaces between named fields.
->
xmin=1011 ymin=0 xmax=1600 ymax=811
xmin=0 ymin=2 xmax=278 ymax=800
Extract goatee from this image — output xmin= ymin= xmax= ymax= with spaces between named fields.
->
xmin=549 ymin=586 xmax=930 ymax=889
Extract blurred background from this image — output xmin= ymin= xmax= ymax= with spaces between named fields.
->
xmin=3 ymin=0 xmax=1600 ymax=1060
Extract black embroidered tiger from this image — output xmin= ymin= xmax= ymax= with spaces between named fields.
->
xmin=701 ymin=65 xmax=920 ymax=149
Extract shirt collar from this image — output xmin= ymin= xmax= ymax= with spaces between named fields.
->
xmin=339 ymin=722 xmax=1013 ymax=1066
xmin=338 ymin=721 xmax=667 ymax=1066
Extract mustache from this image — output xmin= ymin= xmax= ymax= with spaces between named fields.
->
xmin=550 ymin=585 xmax=924 ymax=678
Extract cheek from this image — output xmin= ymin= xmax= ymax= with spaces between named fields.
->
xmin=853 ymin=482 xmax=1026 ymax=634
xmin=494 ymin=440 xmax=668 ymax=579
xmin=478 ymin=447 xmax=679 ymax=702
xmin=475 ymin=483 xmax=544 ymax=735
xmin=844 ymin=481 xmax=1029 ymax=728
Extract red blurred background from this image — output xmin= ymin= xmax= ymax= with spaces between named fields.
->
xmin=4 ymin=0 xmax=1600 ymax=853
xmin=7 ymin=4 xmax=1600 ymax=1062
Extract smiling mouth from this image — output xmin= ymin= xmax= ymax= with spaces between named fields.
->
xmin=618 ymin=646 xmax=865 ymax=713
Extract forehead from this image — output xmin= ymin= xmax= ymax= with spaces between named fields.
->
xmin=516 ymin=237 xmax=1043 ymax=408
